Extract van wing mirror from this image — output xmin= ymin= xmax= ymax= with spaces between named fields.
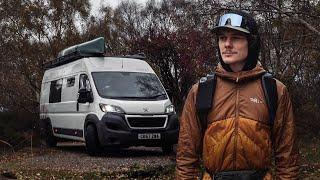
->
xmin=78 ymin=88 xmax=93 ymax=103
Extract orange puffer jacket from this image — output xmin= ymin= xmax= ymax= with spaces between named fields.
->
xmin=176 ymin=64 xmax=299 ymax=180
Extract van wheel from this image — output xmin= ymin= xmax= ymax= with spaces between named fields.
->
xmin=43 ymin=123 xmax=57 ymax=147
xmin=85 ymin=124 xmax=101 ymax=156
xmin=161 ymin=144 xmax=173 ymax=154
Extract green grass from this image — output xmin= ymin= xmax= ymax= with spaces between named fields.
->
xmin=300 ymin=136 xmax=320 ymax=163
xmin=0 ymin=162 xmax=20 ymax=170
xmin=0 ymin=165 xmax=176 ymax=180
xmin=299 ymin=135 xmax=320 ymax=179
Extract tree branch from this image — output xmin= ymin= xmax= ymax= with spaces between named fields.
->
xmin=262 ymin=2 xmax=320 ymax=36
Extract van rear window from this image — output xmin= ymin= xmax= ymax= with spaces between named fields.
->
xmin=49 ymin=79 xmax=62 ymax=103
xmin=92 ymin=72 xmax=167 ymax=100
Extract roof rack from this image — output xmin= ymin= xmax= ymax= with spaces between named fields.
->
xmin=44 ymin=37 xmax=106 ymax=69
xmin=104 ymin=53 xmax=147 ymax=61
xmin=124 ymin=53 xmax=146 ymax=60
xmin=44 ymin=51 xmax=105 ymax=69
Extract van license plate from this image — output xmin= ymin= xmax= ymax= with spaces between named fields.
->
xmin=138 ymin=133 xmax=161 ymax=140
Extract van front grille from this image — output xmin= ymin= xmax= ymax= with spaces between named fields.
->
xmin=126 ymin=116 xmax=167 ymax=129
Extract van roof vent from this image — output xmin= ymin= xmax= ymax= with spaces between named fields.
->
xmin=44 ymin=37 xmax=106 ymax=69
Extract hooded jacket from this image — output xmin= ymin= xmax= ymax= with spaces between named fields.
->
xmin=176 ymin=63 xmax=299 ymax=179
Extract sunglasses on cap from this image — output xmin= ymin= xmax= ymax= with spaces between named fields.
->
xmin=213 ymin=13 xmax=250 ymax=34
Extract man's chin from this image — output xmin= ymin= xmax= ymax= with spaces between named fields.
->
xmin=222 ymin=59 xmax=236 ymax=64
xmin=222 ymin=58 xmax=246 ymax=64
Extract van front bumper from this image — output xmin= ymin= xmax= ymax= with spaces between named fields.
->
xmin=96 ymin=112 xmax=179 ymax=147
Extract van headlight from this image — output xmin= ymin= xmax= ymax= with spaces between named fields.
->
xmin=165 ymin=104 xmax=175 ymax=114
xmin=99 ymin=104 xmax=125 ymax=113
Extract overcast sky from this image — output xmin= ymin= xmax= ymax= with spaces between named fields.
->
xmin=90 ymin=0 xmax=149 ymax=15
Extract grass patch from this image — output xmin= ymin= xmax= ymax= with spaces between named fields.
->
xmin=0 ymin=165 xmax=176 ymax=180
xmin=299 ymin=135 xmax=320 ymax=179
xmin=299 ymin=136 xmax=320 ymax=164
xmin=0 ymin=162 xmax=21 ymax=170
xmin=125 ymin=163 xmax=175 ymax=179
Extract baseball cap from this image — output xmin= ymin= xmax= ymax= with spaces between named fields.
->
xmin=212 ymin=13 xmax=251 ymax=34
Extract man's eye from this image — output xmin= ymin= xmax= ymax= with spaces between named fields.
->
xmin=233 ymin=36 xmax=245 ymax=40
xmin=219 ymin=36 xmax=226 ymax=41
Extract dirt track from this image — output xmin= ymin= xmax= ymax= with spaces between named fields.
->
xmin=0 ymin=142 xmax=177 ymax=179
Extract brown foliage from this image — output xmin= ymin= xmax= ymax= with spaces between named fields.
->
xmin=0 ymin=0 xmax=319 ymax=134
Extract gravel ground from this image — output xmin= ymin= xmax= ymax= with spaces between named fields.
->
xmin=0 ymin=142 xmax=177 ymax=179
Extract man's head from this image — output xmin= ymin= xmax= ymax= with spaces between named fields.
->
xmin=212 ymin=10 xmax=260 ymax=72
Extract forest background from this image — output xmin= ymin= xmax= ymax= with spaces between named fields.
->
xmin=0 ymin=0 xmax=319 ymax=150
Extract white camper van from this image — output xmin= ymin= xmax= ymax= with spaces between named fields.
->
xmin=39 ymin=37 xmax=179 ymax=155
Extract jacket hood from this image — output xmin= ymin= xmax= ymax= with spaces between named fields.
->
xmin=215 ymin=62 xmax=266 ymax=82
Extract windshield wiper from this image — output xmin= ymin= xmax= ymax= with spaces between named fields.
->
xmin=108 ymin=96 xmax=144 ymax=99
xmin=144 ymin=93 xmax=167 ymax=99
xmin=107 ymin=93 xmax=166 ymax=100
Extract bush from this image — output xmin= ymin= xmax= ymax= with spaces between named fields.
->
xmin=0 ymin=111 xmax=38 ymax=150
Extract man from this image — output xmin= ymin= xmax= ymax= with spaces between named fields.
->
xmin=176 ymin=10 xmax=299 ymax=179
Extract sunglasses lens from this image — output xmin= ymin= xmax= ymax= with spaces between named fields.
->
xmin=218 ymin=13 xmax=243 ymax=27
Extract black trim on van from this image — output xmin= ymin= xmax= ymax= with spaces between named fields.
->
xmin=53 ymin=128 xmax=83 ymax=138
xmin=95 ymin=112 xmax=179 ymax=147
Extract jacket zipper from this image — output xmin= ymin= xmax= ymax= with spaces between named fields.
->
xmin=233 ymin=76 xmax=240 ymax=169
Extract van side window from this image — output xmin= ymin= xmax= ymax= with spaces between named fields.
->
xmin=66 ymin=76 xmax=75 ymax=87
xmin=79 ymin=74 xmax=91 ymax=91
xmin=49 ymin=79 xmax=63 ymax=103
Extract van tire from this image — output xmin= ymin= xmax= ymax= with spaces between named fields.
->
xmin=85 ymin=124 xmax=101 ymax=156
xmin=161 ymin=144 xmax=173 ymax=154
xmin=43 ymin=122 xmax=57 ymax=147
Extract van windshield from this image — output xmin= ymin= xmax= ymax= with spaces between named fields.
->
xmin=92 ymin=72 xmax=168 ymax=100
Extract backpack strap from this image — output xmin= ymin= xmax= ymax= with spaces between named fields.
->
xmin=196 ymin=73 xmax=217 ymax=135
xmin=261 ymin=72 xmax=278 ymax=128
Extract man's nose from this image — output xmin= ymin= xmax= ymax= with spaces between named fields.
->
xmin=225 ymin=38 xmax=232 ymax=48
